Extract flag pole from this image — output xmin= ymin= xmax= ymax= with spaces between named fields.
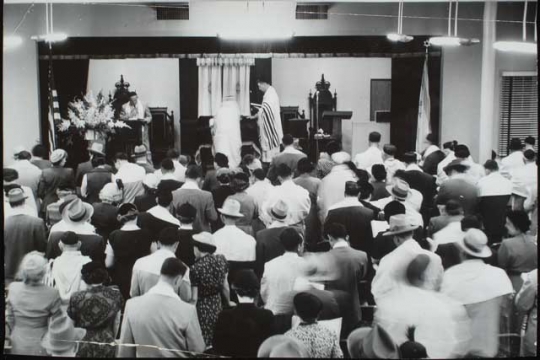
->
xmin=416 ymin=41 xmax=431 ymax=156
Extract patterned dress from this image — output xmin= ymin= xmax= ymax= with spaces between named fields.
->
xmin=285 ymin=322 xmax=343 ymax=358
xmin=190 ymin=254 xmax=229 ymax=347
xmin=67 ymin=285 xmax=123 ymax=358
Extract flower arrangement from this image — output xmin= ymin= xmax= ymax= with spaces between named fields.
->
xmin=57 ymin=90 xmax=131 ymax=143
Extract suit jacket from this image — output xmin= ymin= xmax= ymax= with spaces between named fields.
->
xmin=31 ymin=158 xmax=52 ymax=170
xmin=47 ymin=232 xmax=106 ymax=262
xmin=91 ymin=202 xmax=121 ymax=241
xmin=38 ymin=167 xmax=75 ymax=212
xmin=171 ymin=188 xmax=218 ymax=233
xmin=118 ymin=288 xmax=205 ymax=357
xmin=137 ymin=212 xmax=179 ymax=242
xmin=436 ymin=177 xmax=479 ymax=215
xmin=479 ymin=195 xmax=511 ymax=244
xmin=213 ymin=303 xmax=276 ymax=358
xmin=371 ymin=181 xmax=391 ymax=201
xmin=254 ymin=226 xmax=288 ymax=278
xmin=4 ymin=214 xmax=47 ymax=282
xmin=325 ymin=246 xmax=368 ymax=336
xmin=136 ymin=162 xmax=155 ymax=174
xmin=76 ymin=161 xmax=113 ymax=187
xmin=134 ymin=193 xmax=157 ymax=213
xmin=325 ymin=205 xmax=374 ymax=255
xmin=158 ymin=179 xmax=184 ymax=194
xmin=267 ymin=149 xmax=307 ymax=184
xmin=423 ymin=150 xmax=446 ymax=176
xmin=404 ymin=169 xmax=437 ymax=213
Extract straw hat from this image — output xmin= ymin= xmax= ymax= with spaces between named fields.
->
xmin=7 ymin=188 xmax=28 ymax=203
xmin=41 ymin=316 xmax=86 ymax=354
xmin=218 ymin=198 xmax=244 ymax=218
xmin=87 ymin=141 xmax=106 ymax=157
xmin=192 ymin=232 xmax=217 ymax=253
xmin=390 ymin=179 xmax=412 ymax=201
xmin=132 ymin=145 xmax=147 ymax=158
xmin=268 ymin=199 xmax=289 ymax=220
xmin=62 ymin=198 xmax=94 ymax=224
xmin=456 ymin=228 xmax=492 ymax=258
xmin=383 ymin=214 xmax=419 ymax=236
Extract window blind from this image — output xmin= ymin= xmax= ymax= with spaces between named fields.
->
xmin=498 ymin=74 xmax=538 ymax=157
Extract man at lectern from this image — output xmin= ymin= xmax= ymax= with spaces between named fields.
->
xmin=248 ymin=77 xmax=284 ymax=164
xmin=120 ymin=91 xmax=153 ymax=164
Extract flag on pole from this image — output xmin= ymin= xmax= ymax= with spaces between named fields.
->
xmin=48 ymin=62 xmax=60 ymax=154
xmin=416 ymin=55 xmax=431 ymax=154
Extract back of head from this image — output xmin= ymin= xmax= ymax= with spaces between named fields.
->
xmin=216 ymin=170 xmax=231 ymax=185
xmin=177 ymin=202 xmax=197 ymax=223
xmin=383 ymin=201 xmax=406 ymax=222
xmin=91 ymin=155 xmax=106 ymax=168
xmin=252 ymin=168 xmax=266 ymax=181
xmin=232 ymin=269 xmax=260 ymax=298
xmin=276 ymin=163 xmax=292 ymax=179
xmin=161 ymin=257 xmax=187 ymax=278
xmin=179 ymin=154 xmax=189 ymax=166
xmin=393 ymin=169 xmax=407 ymax=182
xmin=16 ymin=150 xmax=32 ymax=160
xmin=345 ymin=181 xmax=361 ymax=197
xmin=383 ymin=144 xmax=397 ymax=156
xmin=215 ymin=152 xmax=229 ymax=168
xmin=156 ymin=190 xmax=173 ymax=207
xmin=358 ymin=181 xmax=374 ymax=200
xmin=356 ymin=168 xmax=370 ymax=184
xmin=403 ymin=152 xmax=417 ymax=164
xmin=324 ymin=222 xmax=348 ymax=240
xmin=369 ymin=131 xmax=381 ymax=143
xmin=294 ymin=292 xmax=323 ymax=322
xmin=158 ymin=227 xmax=179 ymax=246
xmin=454 ymin=144 xmax=470 ymax=159
xmin=371 ymin=164 xmax=387 ymax=182
xmin=445 ymin=199 xmax=463 ymax=216
xmin=483 ymin=159 xmax=499 ymax=172
xmin=280 ymin=228 xmax=302 ymax=252
xmin=406 ymin=254 xmax=431 ymax=287
xmin=325 ymin=141 xmax=341 ymax=156
xmin=19 ymin=251 xmax=48 ymax=284
xmin=399 ymin=327 xmax=428 ymax=359
xmin=297 ymin=157 xmax=314 ymax=174
xmin=166 ymin=148 xmax=180 ymax=160
xmin=461 ymin=215 xmax=482 ymax=231
xmin=161 ymin=158 xmax=175 ymax=172
xmin=4 ymin=168 xmax=19 ymax=182
xmin=506 ymin=209 xmax=532 ymax=233
xmin=524 ymin=136 xmax=535 ymax=147
xmin=425 ymin=133 xmax=436 ymax=145
xmin=117 ymin=203 xmax=139 ymax=224
xmin=32 ymin=144 xmax=49 ymax=159
xmin=509 ymin=137 xmax=523 ymax=151
xmin=186 ymin=164 xmax=202 ymax=180
xmin=60 ymin=231 xmax=79 ymax=246
xmin=282 ymin=134 xmax=294 ymax=146
xmin=81 ymin=261 xmax=109 ymax=285
xmin=442 ymin=140 xmax=457 ymax=151
xmin=523 ymin=149 xmax=536 ymax=162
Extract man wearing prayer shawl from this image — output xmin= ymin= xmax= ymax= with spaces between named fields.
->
xmin=210 ymin=96 xmax=242 ymax=168
xmin=249 ymin=78 xmax=284 ymax=163
xmin=441 ymin=229 xmax=514 ymax=358
xmin=374 ymin=254 xmax=471 ymax=358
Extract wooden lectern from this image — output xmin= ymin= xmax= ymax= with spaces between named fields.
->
xmin=321 ymin=111 xmax=353 ymax=141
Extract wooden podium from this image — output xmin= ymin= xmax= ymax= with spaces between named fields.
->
xmin=321 ymin=111 xmax=353 ymax=141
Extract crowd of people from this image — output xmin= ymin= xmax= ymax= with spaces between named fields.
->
xmin=3 ymin=133 xmax=537 ymax=358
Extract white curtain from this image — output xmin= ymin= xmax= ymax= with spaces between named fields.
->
xmin=197 ymin=57 xmax=254 ymax=116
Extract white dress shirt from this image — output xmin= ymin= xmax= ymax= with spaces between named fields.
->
xmin=433 ymin=222 xmax=464 ymax=245
xmin=422 ymin=144 xmax=440 ymax=159
xmin=354 ymin=146 xmax=384 ymax=171
xmin=511 ymin=163 xmax=537 ymax=194
xmin=436 ymin=152 xmax=456 ymax=185
xmin=384 ymin=158 xmax=406 ymax=183
xmin=51 ymin=251 xmax=91 ymax=303
xmin=114 ymin=162 xmax=146 ymax=183
xmin=246 ymin=179 xmax=274 ymax=214
xmin=214 ymin=225 xmax=256 ymax=261
xmin=477 ymin=171 xmax=513 ymax=197
xmin=318 ymin=164 xmax=357 ymax=222
xmin=8 ymin=160 xmax=42 ymax=195
xmin=147 ymin=205 xmax=180 ymax=226
xmin=49 ymin=220 xmax=96 ymax=236
xmin=261 ymin=179 xmax=311 ymax=227
xmin=327 ymin=197 xmax=363 ymax=212
xmin=155 ymin=160 xmax=186 ymax=182
xmin=500 ymin=151 xmax=525 ymax=178
xmin=261 ymin=252 xmax=307 ymax=314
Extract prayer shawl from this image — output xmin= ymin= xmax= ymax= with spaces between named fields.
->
xmin=259 ymin=86 xmax=283 ymax=162
xmin=123 ymin=100 xmax=146 ymax=120
xmin=212 ymin=99 xmax=242 ymax=168
xmin=441 ymin=259 xmax=513 ymax=305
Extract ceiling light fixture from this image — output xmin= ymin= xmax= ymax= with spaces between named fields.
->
xmin=218 ymin=32 xmax=294 ymax=41
xmin=429 ymin=0 xmax=479 ymax=47
xmin=494 ymin=0 xmax=537 ymax=54
xmin=387 ymin=0 xmax=413 ymax=43
xmin=32 ymin=2 xmax=68 ymax=44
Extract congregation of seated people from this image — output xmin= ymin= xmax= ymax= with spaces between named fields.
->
xmin=3 ymin=134 xmax=538 ymax=358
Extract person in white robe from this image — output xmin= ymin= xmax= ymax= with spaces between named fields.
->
xmin=210 ymin=96 xmax=242 ymax=169
xmin=120 ymin=91 xmax=153 ymax=164
xmin=248 ymin=79 xmax=283 ymax=163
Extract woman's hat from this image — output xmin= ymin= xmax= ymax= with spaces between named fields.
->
xmin=7 ymin=188 xmax=28 ymax=203
xmin=456 ymin=228 xmax=492 ymax=258
xmin=132 ymin=145 xmax=147 ymax=158
xmin=390 ymin=179 xmax=411 ymax=201
xmin=258 ymin=335 xmax=309 ymax=358
xmin=383 ymin=214 xmax=419 ymax=236
xmin=347 ymin=325 xmax=400 ymax=359
xmin=87 ymin=141 xmax=106 ymax=156
xmin=118 ymin=203 xmax=138 ymax=217
xmin=218 ymin=198 xmax=244 ymax=218
xmin=143 ymin=173 xmax=159 ymax=189
xmin=62 ymin=198 xmax=94 ymax=224
xmin=41 ymin=316 xmax=86 ymax=354
xmin=50 ymin=149 xmax=67 ymax=164
xmin=192 ymin=232 xmax=217 ymax=253
xmin=331 ymin=151 xmax=351 ymax=164
xmin=269 ymin=199 xmax=289 ymax=220
xmin=99 ymin=182 xmax=123 ymax=203
xmin=19 ymin=252 xmax=48 ymax=279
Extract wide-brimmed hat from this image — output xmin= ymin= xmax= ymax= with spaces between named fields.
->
xmin=20 ymin=252 xmax=48 ymax=279
xmin=7 ymin=188 xmax=28 ymax=203
xmin=269 ymin=199 xmax=289 ymax=220
xmin=218 ymin=198 xmax=244 ymax=218
xmin=258 ymin=335 xmax=309 ymax=358
xmin=390 ymin=179 xmax=411 ymax=201
xmin=58 ymin=195 xmax=79 ymax=216
xmin=456 ymin=228 xmax=492 ymax=258
xmin=142 ymin=173 xmax=159 ymax=189
xmin=347 ymin=325 xmax=400 ymax=359
xmin=50 ymin=149 xmax=67 ymax=164
xmin=132 ymin=145 xmax=147 ymax=158
xmin=383 ymin=214 xmax=419 ymax=236
xmin=41 ymin=316 xmax=86 ymax=354
xmin=192 ymin=232 xmax=217 ymax=253
xmin=331 ymin=151 xmax=351 ymax=164
xmin=87 ymin=141 xmax=106 ymax=157
xmin=62 ymin=198 xmax=94 ymax=224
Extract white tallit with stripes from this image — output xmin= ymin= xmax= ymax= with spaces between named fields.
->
xmin=258 ymin=86 xmax=283 ymax=162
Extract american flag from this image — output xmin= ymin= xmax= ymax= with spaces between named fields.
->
xmin=416 ymin=54 xmax=431 ymax=154
xmin=48 ymin=62 xmax=61 ymax=154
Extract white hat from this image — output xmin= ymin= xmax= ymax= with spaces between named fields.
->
xmin=50 ymin=149 xmax=67 ymax=164
xmin=218 ymin=198 xmax=244 ymax=218
xmin=456 ymin=228 xmax=492 ymax=258
xmin=331 ymin=151 xmax=351 ymax=164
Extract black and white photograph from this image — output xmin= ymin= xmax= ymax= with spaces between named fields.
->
xmin=3 ymin=0 xmax=538 ymax=358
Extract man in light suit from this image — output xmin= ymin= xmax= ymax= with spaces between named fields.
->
xmin=267 ymin=134 xmax=307 ymax=184
xmin=171 ymin=165 xmax=217 ymax=233
xmin=118 ymin=258 xmax=205 ymax=357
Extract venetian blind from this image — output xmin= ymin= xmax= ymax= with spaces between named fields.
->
xmin=498 ymin=74 xmax=538 ymax=157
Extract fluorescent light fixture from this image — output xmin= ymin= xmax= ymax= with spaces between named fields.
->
xmin=459 ymin=38 xmax=480 ymax=46
xmin=4 ymin=35 xmax=23 ymax=49
xmin=386 ymin=33 xmax=413 ymax=42
xmin=494 ymin=41 xmax=537 ymax=54
xmin=218 ymin=32 xmax=294 ymax=41
xmin=31 ymin=32 xmax=68 ymax=42
xmin=429 ymin=36 xmax=461 ymax=46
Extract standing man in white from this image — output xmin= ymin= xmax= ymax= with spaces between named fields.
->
xmin=354 ymin=131 xmax=384 ymax=172
xmin=248 ymin=78 xmax=283 ymax=164
xmin=211 ymin=95 xmax=242 ymax=169
xmin=120 ymin=91 xmax=153 ymax=164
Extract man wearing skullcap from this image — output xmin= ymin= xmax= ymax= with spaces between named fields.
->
xmin=267 ymin=134 xmax=307 ymax=184
xmin=38 ymin=148 xmax=75 ymax=215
